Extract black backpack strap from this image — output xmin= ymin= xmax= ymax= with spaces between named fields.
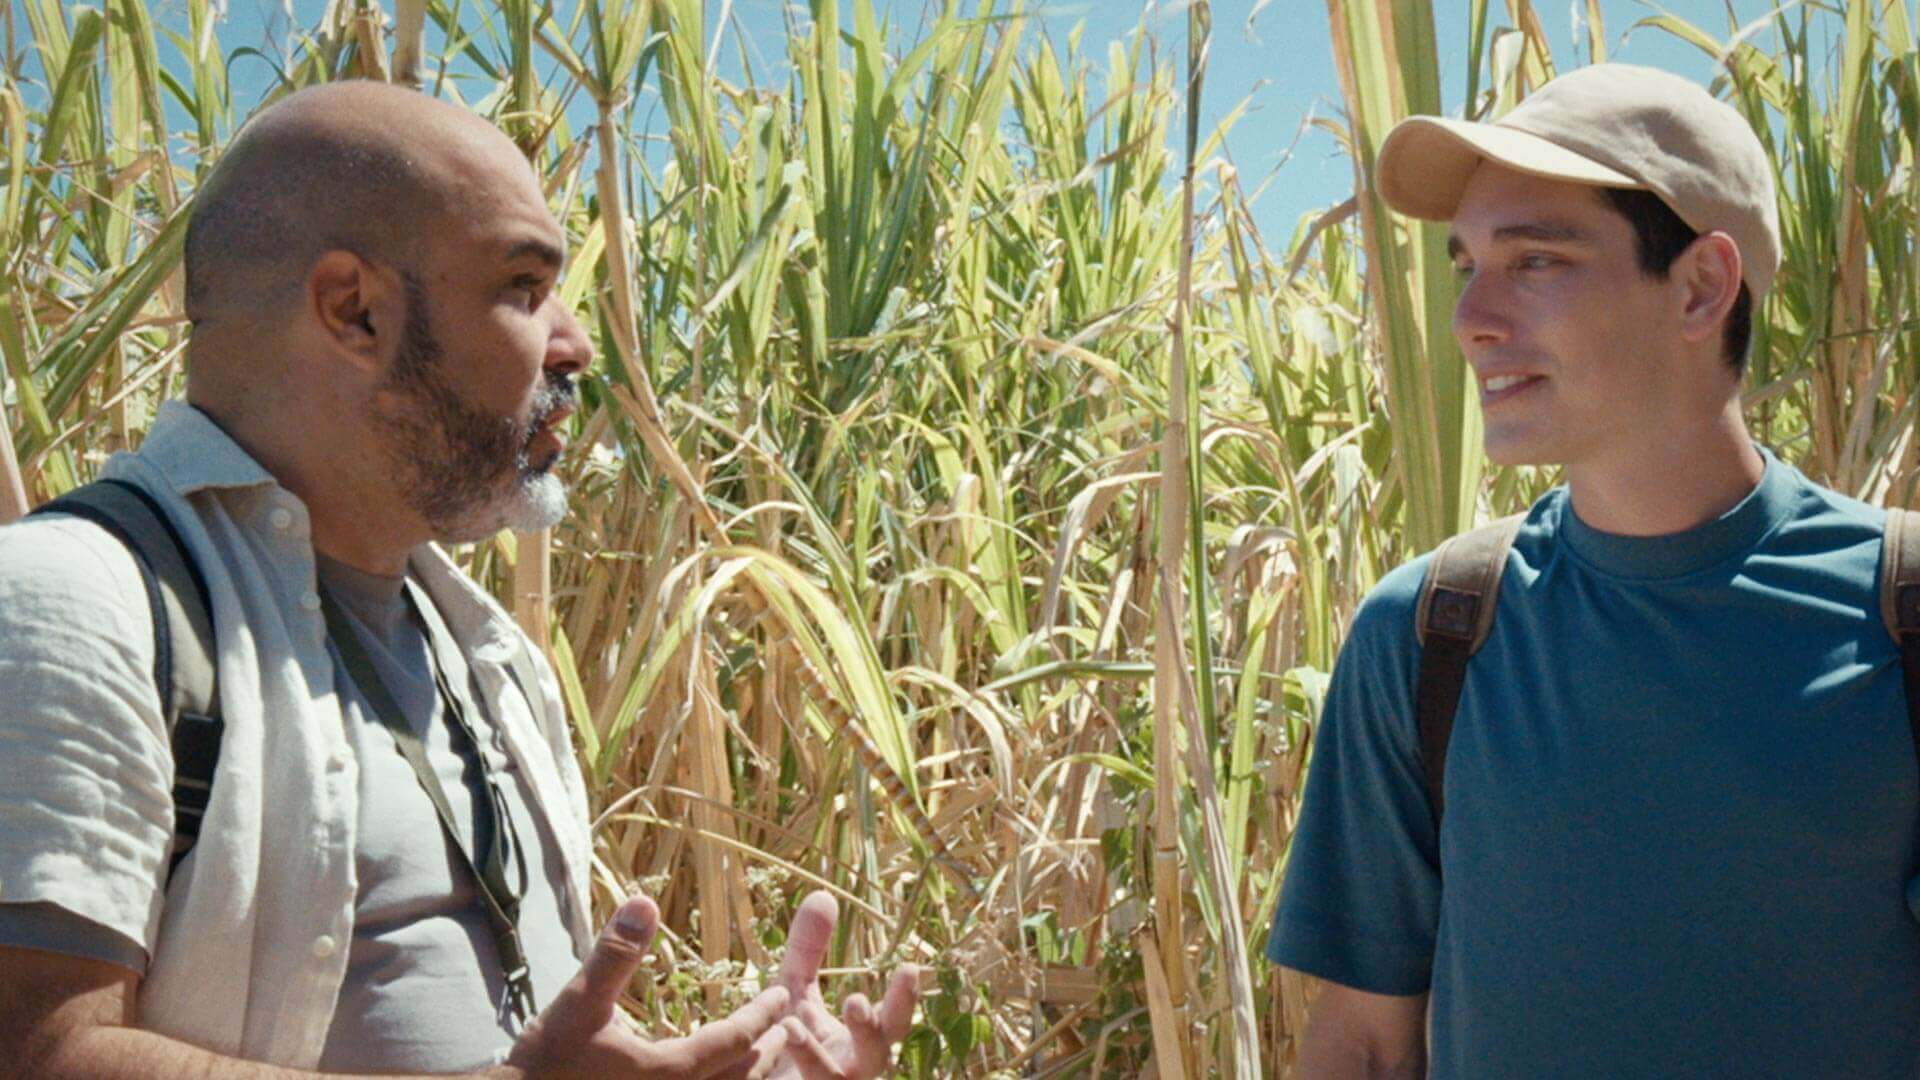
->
xmin=1879 ymin=508 xmax=1920 ymax=777
xmin=1414 ymin=514 xmax=1523 ymax=826
xmin=32 ymin=479 xmax=222 ymax=880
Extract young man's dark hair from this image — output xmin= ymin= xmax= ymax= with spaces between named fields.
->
xmin=1600 ymin=187 xmax=1755 ymax=370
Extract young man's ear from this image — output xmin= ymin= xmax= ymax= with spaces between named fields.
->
xmin=1674 ymin=232 xmax=1742 ymax=353
xmin=306 ymin=250 xmax=405 ymax=376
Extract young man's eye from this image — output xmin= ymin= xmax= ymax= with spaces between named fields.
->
xmin=1517 ymin=254 xmax=1559 ymax=271
xmin=1451 ymin=261 xmax=1474 ymax=280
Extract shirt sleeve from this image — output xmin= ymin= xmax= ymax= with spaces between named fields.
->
xmin=1267 ymin=559 xmax=1442 ymax=995
xmin=0 ymin=901 xmax=148 ymax=973
xmin=0 ymin=516 xmax=174 ymax=955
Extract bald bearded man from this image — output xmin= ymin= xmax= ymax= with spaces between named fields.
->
xmin=0 ymin=82 xmax=912 ymax=1080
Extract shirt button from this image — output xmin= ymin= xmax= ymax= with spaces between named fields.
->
xmin=268 ymin=507 xmax=293 ymax=531
xmin=300 ymin=591 xmax=321 ymax=612
xmin=328 ymin=748 xmax=351 ymax=772
xmin=311 ymin=935 xmax=337 ymax=959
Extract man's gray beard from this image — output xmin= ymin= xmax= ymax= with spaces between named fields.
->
xmin=383 ymin=273 xmax=576 ymax=544
xmin=435 ymin=469 xmax=568 ymax=543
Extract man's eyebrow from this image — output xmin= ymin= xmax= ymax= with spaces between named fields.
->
xmin=1448 ymin=221 xmax=1596 ymax=260
xmin=504 ymin=237 xmax=566 ymax=269
xmin=1493 ymin=222 xmax=1593 ymax=244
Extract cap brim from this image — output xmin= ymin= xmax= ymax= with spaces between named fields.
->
xmin=1376 ymin=116 xmax=1645 ymax=220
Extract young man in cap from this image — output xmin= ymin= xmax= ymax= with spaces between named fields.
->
xmin=1268 ymin=63 xmax=1920 ymax=1077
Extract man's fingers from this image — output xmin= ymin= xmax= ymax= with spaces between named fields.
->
xmin=846 ymin=967 xmax=922 ymax=1079
xmin=741 ymin=1017 xmax=795 ymax=1080
xmin=796 ymin=996 xmax=837 ymax=1036
xmin=777 ymin=1017 xmax=849 ymax=1080
xmin=671 ymin=985 xmax=793 ymax=1078
xmin=776 ymin=891 xmax=840 ymax=999
xmin=576 ymin=894 xmax=660 ymax=1007
xmin=842 ymin=992 xmax=876 ymax=1032
xmin=875 ymin=966 xmax=920 ymax=1042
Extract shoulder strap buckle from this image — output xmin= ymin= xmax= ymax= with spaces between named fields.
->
xmin=1414 ymin=514 xmax=1523 ymax=828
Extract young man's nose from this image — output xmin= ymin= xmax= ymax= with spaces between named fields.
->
xmin=1452 ymin=273 xmax=1513 ymax=348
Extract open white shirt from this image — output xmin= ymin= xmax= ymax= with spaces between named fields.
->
xmin=0 ymin=402 xmax=594 ymax=1068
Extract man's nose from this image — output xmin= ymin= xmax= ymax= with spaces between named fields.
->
xmin=1451 ymin=272 xmax=1511 ymax=348
xmin=545 ymin=297 xmax=594 ymax=376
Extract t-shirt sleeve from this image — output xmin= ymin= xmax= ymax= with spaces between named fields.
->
xmin=1267 ymin=559 xmax=1441 ymax=995
xmin=0 ymin=516 xmax=174 ymax=954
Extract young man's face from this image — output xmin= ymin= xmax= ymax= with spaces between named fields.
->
xmin=375 ymin=143 xmax=595 ymax=543
xmin=1446 ymin=163 xmax=1686 ymax=469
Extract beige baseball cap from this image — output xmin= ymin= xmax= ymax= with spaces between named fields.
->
xmin=1376 ymin=63 xmax=1780 ymax=298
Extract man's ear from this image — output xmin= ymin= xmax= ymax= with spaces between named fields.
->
xmin=306 ymin=250 xmax=404 ymax=375
xmin=1674 ymin=231 xmax=1742 ymax=352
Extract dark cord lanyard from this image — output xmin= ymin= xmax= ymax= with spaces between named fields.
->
xmin=319 ymin=580 xmax=538 ymax=1024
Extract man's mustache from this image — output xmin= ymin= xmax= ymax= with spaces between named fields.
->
xmin=529 ymin=373 xmax=576 ymax=429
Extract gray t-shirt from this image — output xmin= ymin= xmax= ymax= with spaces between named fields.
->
xmin=0 ymin=553 xmax=580 ymax=1073
xmin=313 ymin=554 xmax=578 ymax=1072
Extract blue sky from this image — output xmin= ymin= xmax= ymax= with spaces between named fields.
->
xmin=16 ymin=1 xmax=1865 ymax=243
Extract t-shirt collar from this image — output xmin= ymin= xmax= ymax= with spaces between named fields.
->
xmin=1558 ymin=445 xmax=1795 ymax=580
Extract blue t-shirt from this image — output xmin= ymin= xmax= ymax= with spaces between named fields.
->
xmin=1268 ymin=450 xmax=1920 ymax=1078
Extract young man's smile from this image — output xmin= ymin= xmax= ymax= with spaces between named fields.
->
xmin=1476 ymin=371 xmax=1544 ymax=408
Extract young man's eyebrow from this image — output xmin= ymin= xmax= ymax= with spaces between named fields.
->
xmin=1493 ymin=222 xmax=1593 ymax=244
xmin=1448 ymin=221 xmax=1597 ymax=259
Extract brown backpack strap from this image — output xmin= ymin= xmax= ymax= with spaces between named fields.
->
xmin=1879 ymin=508 xmax=1920 ymax=776
xmin=1414 ymin=514 xmax=1523 ymax=826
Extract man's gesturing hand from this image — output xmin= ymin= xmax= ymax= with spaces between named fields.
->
xmin=502 ymin=894 xmax=790 ymax=1080
xmin=756 ymin=891 xmax=921 ymax=1080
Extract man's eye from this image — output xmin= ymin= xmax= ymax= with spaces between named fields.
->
xmin=1451 ymin=261 xmax=1474 ymax=280
xmin=512 ymin=277 xmax=546 ymax=306
xmin=1517 ymin=254 xmax=1559 ymax=271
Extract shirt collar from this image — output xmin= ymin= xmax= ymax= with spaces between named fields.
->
xmin=134 ymin=401 xmax=281 ymax=496
xmin=1558 ymin=444 xmax=1798 ymax=581
xmin=138 ymin=401 xmax=525 ymax=655
xmin=407 ymin=542 xmax=521 ymax=661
